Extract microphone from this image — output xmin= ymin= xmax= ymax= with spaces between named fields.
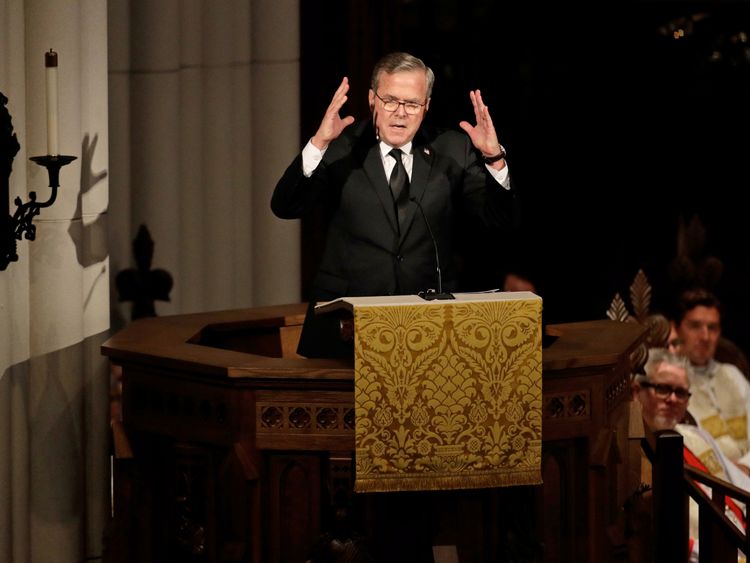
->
xmin=409 ymin=197 xmax=455 ymax=301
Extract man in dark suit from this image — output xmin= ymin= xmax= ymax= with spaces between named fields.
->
xmin=272 ymin=52 xmax=519 ymax=358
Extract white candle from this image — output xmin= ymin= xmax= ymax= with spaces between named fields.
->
xmin=45 ymin=49 xmax=59 ymax=156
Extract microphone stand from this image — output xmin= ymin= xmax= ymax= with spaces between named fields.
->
xmin=410 ymin=197 xmax=455 ymax=300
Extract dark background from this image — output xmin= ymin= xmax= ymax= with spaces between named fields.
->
xmin=298 ymin=0 xmax=750 ymax=354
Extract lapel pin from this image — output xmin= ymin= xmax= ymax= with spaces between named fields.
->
xmin=424 ymin=148 xmax=430 ymax=155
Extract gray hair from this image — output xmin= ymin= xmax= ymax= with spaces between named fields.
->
xmin=637 ymin=348 xmax=692 ymax=384
xmin=371 ymin=52 xmax=435 ymax=99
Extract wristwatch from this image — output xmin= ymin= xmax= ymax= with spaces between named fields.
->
xmin=482 ymin=145 xmax=506 ymax=164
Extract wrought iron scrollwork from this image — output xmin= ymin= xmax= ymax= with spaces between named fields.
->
xmin=1 ymin=91 xmax=76 ymax=271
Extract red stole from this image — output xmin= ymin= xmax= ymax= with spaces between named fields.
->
xmin=683 ymin=445 xmax=746 ymax=529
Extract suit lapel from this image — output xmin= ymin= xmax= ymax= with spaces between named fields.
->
xmin=351 ymin=123 xmax=435 ymax=242
xmin=399 ymin=141 xmax=433 ymax=244
xmin=359 ymin=140 xmax=399 ymax=235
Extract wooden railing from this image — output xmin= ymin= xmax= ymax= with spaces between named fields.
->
xmin=647 ymin=430 xmax=750 ymax=563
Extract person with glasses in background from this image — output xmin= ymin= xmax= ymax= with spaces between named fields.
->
xmin=631 ymin=348 xmax=750 ymax=562
xmin=672 ymin=288 xmax=750 ymax=476
xmin=272 ymin=52 xmax=521 ymax=358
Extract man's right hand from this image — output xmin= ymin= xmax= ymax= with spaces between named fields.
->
xmin=311 ymin=77 xmax=355 ymax=150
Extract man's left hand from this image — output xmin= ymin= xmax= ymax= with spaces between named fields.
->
xmin=459 ymin=89 xmax=506 ymax=169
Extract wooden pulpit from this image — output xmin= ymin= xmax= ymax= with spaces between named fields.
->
xmin=102 ymin=302 xmax=647 ymax=563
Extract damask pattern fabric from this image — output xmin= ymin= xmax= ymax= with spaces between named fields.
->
xmin=353 ymin=296 xmax=542 ymax=492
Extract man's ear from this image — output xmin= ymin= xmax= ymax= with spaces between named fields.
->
xmin=368 ymin=89 xmax=375 ymax=111
xmin=425 ymin=97 xmax=430 ymax=112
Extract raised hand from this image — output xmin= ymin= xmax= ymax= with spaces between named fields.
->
xmin=459 ymin=89 xmax=504 ymax=161
xmin=311 ymin=77 xmax=356 ymax=150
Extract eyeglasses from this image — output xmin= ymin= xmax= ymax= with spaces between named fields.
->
xmin=640 ymin=381 xmax=692 ymax=401
xmin=374 ymin=92 xmax=426 ymax=115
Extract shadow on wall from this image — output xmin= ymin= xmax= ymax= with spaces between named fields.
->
xmin=67 ymin=133 xmax=108 ymax=269
xmin=0 ymin=331 xmax=111 ymax=562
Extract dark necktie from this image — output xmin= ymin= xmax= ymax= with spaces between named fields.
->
xmin=388 ymin=148 xmax=410 ymax=229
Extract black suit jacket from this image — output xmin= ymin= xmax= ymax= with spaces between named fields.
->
xmin=271 ymin=120 xmax=520 ymax=357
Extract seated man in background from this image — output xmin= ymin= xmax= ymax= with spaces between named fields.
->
xmin=673 ymin=288 xmax=750 ymax=473
xmin=634 ymin=348 xmax=750 ymax=490
xmin=632 ymin=348 xmax=749 ymax=561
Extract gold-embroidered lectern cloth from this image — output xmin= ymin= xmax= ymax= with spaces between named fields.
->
xmin=353 ymin=295 xmax=542 ymax=492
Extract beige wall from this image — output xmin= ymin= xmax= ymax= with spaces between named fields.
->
xmin=108 ymin=0 xmax=302 ymax=326
xmin=0 ymin=0 xmax=302 ymax=560
xmin=0 ymin=1 xmax=110 ymax=561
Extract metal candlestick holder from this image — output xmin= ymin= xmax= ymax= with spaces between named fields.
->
xmin=1 ymin=91 xmax=77 ymax=270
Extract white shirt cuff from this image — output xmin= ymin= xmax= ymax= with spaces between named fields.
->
xmin=486 ymin=163 xmax=511 ymax=190
xmin=302 ymin=139 xmax=326 ymax=177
